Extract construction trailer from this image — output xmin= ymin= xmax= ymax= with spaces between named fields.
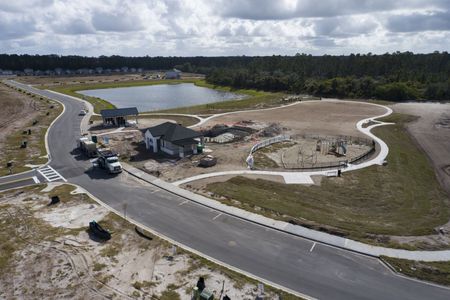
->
xmin=78 ymin=137 xmax=97 ymax=157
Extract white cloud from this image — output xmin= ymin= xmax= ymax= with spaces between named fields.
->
xmin=0 ymin=0 xmax=448 ymax=56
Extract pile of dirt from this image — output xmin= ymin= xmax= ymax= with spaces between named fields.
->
xmin=259 ymin=123 xmax=284 ymax=137
xmin=203 ymin=124 xmax=254 ymax=143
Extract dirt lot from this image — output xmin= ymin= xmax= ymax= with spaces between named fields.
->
xmin=0 ymin=183 xmax=298 ymax=300
xmin=0 ymin=83 xmax=62 ymax=175
xmin=0 ymin=83 xmax=41 ymax=148
xmin=393 ymin=102 xmax=450 ymax=196
xmin=17 ymin=73 xmax=204 ymax=88
xmin=198 ymin=100 xmax=386 ymax=138
xmin=147 ymin=100 xmax=385 ymax=182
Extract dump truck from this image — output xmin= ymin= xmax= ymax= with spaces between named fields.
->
xmin=78 ymin=137 xmax=97 ymax=157
xmin=96 ymin=148 xmax=122 ymax=174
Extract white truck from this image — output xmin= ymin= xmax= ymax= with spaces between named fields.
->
xmin=96 ymin=148 xmax=122 ymax=174
xmin=78 ymin=137 xmax=97 ymax=158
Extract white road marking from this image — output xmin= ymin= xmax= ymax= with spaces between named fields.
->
xmin=212 ymin=213 xmax=222 ymax=221
xmin=310 ymin=242 xmax=316 ymax=252
xmin=37 ymin=165 xmax=67 ymax=182
xmin=178 ymin=200 xmax=189 ymax=206
xmin=32 ymin=176 xmax=40 ymax=184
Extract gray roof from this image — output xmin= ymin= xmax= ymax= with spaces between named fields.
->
xmin=100 ymin=107 xmax=138 ymax=118
xmin=146 ymin=122 xmax=202 ymax=143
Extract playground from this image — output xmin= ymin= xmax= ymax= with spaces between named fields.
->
xmin=139 ymin=100 xmax=385 ymax=182
xmin=254 ymin=134 xmax=374 ymax=170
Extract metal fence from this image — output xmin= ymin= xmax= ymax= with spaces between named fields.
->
xmin=248 ymin=134 xmax=376 ymax=171
xmin=300 ymin=134 xmax=374 ymax=146
xmin=249 ymin=135 xmax=291 ymax=155
xmin=282 ymin=159 xmax=349 ymax=171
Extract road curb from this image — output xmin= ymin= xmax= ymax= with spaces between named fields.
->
xmin=64 ymin=182 xmax=317 ymax=300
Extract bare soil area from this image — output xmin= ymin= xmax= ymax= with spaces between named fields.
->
xmin=0 ymin=83 xmax=41 ymax=149
xmin=0 ymin=83 xmax=62 ymax=175
xmin=198 ymin=100 xmax=386 ymax=138
xmin=17 ymin=73 xmax=204 ymax=88
xmin=147 ymin=100 xmax=385 ymax=182
xmin=17 ymin=74 xmax=155 ymax=87
xmin=0 ymin=183 xmax=297 ymax=300
xmin=393 ymin=103 xmax=450 ymax=195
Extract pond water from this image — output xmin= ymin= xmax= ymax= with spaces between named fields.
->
xmin=78 ymin=83 xmax=246 ymax=112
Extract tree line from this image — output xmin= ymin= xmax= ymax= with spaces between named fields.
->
xmin=1 ymin=52 xmax=449 ymax=100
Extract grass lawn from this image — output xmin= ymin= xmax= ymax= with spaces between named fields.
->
xmin=47 ymin=79 xmax=286 ymax=115
xmin=206 ymin=113 xmax=450 ymax=245
xmin=382 ymin=256 xmax=450 ymax=286
xmin=0 ymin=95 xmax=63 ymax=176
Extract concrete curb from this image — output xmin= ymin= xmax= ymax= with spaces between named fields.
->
xmin=63 ymin=182 xmax=317 ymax=300
xmin=122 ymin=162 xmax=450 ymax=262
xmin=0 ymin=80 xmax=67 ymax=180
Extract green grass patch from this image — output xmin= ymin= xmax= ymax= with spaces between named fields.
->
xmin=382 ymin=256 xmax=450 ymax=286
xmin=160 ymin=289 xmax=181 ymax=300
xmin=132 ymin=280 xmax=156 ymax=290
xmin=206 ymin=114 xmax=450 ymax=244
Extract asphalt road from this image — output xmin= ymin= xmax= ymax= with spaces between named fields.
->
xmin=0 ymin=177 xmax=36 ymax=191
xmin=6 ymin=80 xmax=450 ymax=300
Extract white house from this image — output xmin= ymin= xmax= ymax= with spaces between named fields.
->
xmin=144 ymin=122 xmax=203 ymax=158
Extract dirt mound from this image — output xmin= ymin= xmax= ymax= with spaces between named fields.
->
xmin=259 ymin=123 xmax=283 ymax=137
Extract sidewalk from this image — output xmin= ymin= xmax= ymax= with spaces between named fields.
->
xmin=123 ymin=162 xmax=450 ymax=262
xmin=174 ymin=102 xmax=393 ymax=185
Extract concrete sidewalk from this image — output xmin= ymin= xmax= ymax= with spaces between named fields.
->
xmin=123 ymin=162 xmax=450 ymax=262
xmin=174 ymin=101 xmax=393 ymax=185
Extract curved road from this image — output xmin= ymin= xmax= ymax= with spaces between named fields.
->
xmin=4 ymin=80 xmax=450 ymax=300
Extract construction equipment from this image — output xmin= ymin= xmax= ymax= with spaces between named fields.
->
xmin=78 ymin=137 xmax=97 ymax=158
xmin=96 ymin=148 xmax=122 ymax=174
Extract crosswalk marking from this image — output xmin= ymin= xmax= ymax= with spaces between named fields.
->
xmin=37 ymin=165 xmax=67 ymax=182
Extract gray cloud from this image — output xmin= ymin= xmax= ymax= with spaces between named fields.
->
xmin=0 ymin=17 xmax=36 ymax=40
xmin=387 ymin=11 xmax=450 ymax=32
xmin=54 ymin=19 xmax=95 ymax=35
xmin=92 ymin=10 xmax=144 ymax=32
xmin=0 ymin=0 xmax=449 ymax=56
xmin=314 ymin=17 xmax=378 ymax=37
xmin=220 ymin=0 xmax=449 ymax=20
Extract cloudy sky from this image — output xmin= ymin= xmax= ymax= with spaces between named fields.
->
xmin=1 ymin=0 xmax=449 ymax=56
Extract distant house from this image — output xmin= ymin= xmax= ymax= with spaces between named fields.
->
xmin=165 ymin=69 xmax=181 ymax=79
xmin=144 ymin=122 xmax=203 ymax=158
xmin=24 ymin=68 xmax=33 ymax=75
xmin=100 ymin=107 xmax=138 ymax=127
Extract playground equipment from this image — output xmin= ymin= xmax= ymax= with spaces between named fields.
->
xmin=316 ymin=139 xmax=347 ymax=156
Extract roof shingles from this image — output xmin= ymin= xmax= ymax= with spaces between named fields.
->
xmin=146 ymin=122 xmax=202 ymax=143
xmin=100 ymin=107 xmax=138 ymax=118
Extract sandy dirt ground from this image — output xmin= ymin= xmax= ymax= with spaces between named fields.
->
xmin=17 ymin=74 xmax=156 ymax=87
xmin=198 ymin=100 xmax=386 ymax=138
xmin=88 ymin=117 xmax=174 ymax=135
xmin=393 ymin=103 xmax=450 ymax=195
xmin=149 ymin=100 xmax=385 ymax=182
xmin=17 ymin=73 xmax=204 ymax=87
xmin=0 ymin=83 xmax=41 ymax=149
xmin=264 ymin=137 xmax=371 ymax=168
xmin=0 ymin=183 xmax=289 ymax=300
